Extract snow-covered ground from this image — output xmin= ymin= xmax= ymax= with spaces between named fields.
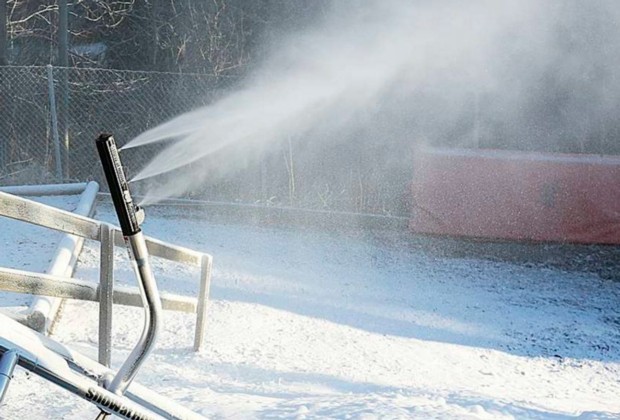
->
xmin=2 ymin=198 xmax=620 ymax=419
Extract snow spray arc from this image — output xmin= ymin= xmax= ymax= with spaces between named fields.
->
xmin=124 ymin=1 xmax=620 ymax=206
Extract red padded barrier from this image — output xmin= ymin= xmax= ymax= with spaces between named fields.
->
xmin=410 ymin=147 xmax=620 ymax=244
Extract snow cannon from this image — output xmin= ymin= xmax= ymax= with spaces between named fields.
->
xmin=0 ymin=135 xmax=208 ymax=419
xmin=96 ymin=134 xmax=162 ymax=416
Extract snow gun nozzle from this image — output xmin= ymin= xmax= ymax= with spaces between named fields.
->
xmin=96 ymin=133 xmax=158 ymax=408
xmin=96 ymin=133 xmax=144 ymax=237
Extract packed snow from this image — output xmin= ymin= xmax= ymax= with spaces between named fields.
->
xmin=1 ymin=198 xmax=620 ymax=419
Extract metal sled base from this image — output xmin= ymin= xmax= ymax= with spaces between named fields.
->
xmin=0 ymin=312 xmax=204 ymax=419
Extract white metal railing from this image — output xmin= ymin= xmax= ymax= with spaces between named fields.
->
xmin=0 ymin=189 xmax=213 ymax=362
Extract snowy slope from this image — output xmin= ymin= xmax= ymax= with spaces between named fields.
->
xmin=2 ymin=201 xmax=620 ymax=419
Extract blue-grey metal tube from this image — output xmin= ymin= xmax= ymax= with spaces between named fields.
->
xmin=0 ymin=350 xmax=18 ymax=403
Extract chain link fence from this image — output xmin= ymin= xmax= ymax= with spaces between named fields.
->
xmin=0 ymin=66 xmax=52 ymax=184
xmin=0 ymin=65 xmax=412 ymax=215
xmin=0 ymin=65 xmax=225 ymax=186
xmin=10 ymin=64 xmax=618 ymax=216
xmin=64 ymin=66 xmax=230 ymax=183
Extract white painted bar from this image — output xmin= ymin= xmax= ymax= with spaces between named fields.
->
xmin=0 ymin=188 xmax=213 ymax=349
xmin=27 ymin=181 xmax=100 ymax=332
xmin=0 ymin=190 xmax=100 ymax=240
xmin=0 ymin=183 xmax=89 ymax=196
xmin=0 ymin=267 xmax=196 ymax=313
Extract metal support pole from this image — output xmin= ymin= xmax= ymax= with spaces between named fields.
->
xmin=109 ymin=231 xmax=161 ymax=394
xmin=47 ymin=65 xmax=63 ymax=181
xmin=193 ymin=254 xmax=212 ymax=352
xmin=99 ymin=224 xmax=114 ymax=367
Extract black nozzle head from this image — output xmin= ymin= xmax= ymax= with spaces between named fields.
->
xmin=96 ymin=133 xmax=142 ymax=236
xmin=96 ymin=133 xmax=114 ymax=143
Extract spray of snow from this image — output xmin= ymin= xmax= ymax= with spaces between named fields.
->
xmin=123 ymin=0 xmax=619 ymax=205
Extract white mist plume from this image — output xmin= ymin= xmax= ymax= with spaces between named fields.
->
xmin=124 ymin=0 xmax=563 ymax=204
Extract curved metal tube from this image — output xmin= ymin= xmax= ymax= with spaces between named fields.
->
xmin=107 ymin=231 xmax=162 ymax=395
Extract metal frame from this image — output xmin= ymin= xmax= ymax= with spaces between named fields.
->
xmin=0 ymin=188 xmax=212 ymax=418
xmin=0 ymin=312 xmax=203 ymax=419
xmin=0 ymin=266 xmax=197 ymax=312
xmin=0 ymin=190 xmax=213 ymax=357
xmin=27 ymin=181 xmax=100 ymax=334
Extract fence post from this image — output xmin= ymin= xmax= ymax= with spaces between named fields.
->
xmin=60 ymin=70 xmax=70 ymax=180
xmin=99 ymin=223 xmax=114 ymax=367
xmin=47 ymin=65 xmax=63 ymax=181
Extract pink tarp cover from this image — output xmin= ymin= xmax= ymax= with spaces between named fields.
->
xmin=410 ymin=147 xmax=620 ymax=244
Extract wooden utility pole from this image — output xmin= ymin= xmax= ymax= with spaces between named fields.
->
xmin=59 ymin=0 xmax=68 ymax=67
xmin=58 ymin=0 xmax=69 ymax=179
xmin=0 ymin=0 xmax=7 ymax=66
